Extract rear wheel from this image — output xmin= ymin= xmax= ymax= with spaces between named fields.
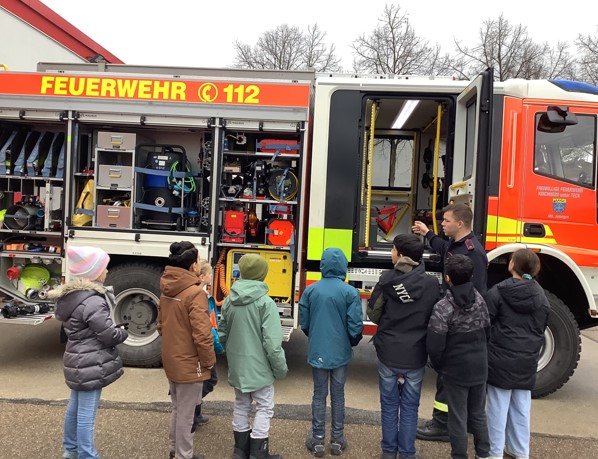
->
xmin=107 ymin=263 xmax=163 ymax=367
xmin=532 ymin=291 xmax=581 ymax=398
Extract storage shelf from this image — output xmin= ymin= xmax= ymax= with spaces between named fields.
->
xmin=0 ymin=313 xmax=54 ymax=325
xmin=96 ymin=185 xmax=133 ymax=191
xmin=223 ymin=150 xmax=300 ymax=159
xmin=0 ymin=175 xmax=64 ymax=182
xmin=219 ymin=198 xmax=297 ymax=205
xmin=0 ymin=251 xmax=62 ymax=259
xmin=217 ymin=242 xmax=291 ymax=250
xmin=0 ymin=229 xmax=62 ymax=236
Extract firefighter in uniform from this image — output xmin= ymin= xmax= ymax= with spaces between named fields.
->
xmin=411 ymin=203 xmax=488 ymax=442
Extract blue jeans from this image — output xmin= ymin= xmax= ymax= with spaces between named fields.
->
xmin=378 ymin=362 xmax=425 ymax=457
xmin=63 ymin=388 xmax=102 ymax=459
xmin=486 ymin=384 xmax=531 ymax=458
xmin=311 ymin=365 xmax=348 ymax=440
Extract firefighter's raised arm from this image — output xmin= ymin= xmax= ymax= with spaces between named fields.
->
xmin=411 ymin=220 xmax=430 ymax=236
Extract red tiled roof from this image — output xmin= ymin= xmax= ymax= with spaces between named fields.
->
xmin=0 ymin=0 xmax=124 ymax=64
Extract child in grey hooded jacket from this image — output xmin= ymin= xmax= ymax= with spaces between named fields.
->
xmin=51 ymin=246 xmax=128 ymax=459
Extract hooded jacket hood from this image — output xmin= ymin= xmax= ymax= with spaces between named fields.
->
xmin=320 ymin=248 xmax=348 ymax=280
xmin=228 ymin=279 xmax=269 ymax=306
xmin=449 ymin=281 xmax=476 ymax=311
xmin=496 ymin=278 xmax=544 ymax=314
xmin=50 ymin=279 xmax=106 ymax=322
xmin=160 ymin=265 xmax=201 ymax=298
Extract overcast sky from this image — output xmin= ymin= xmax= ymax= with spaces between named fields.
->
xmin=41 ymin=0 xmax=597 ymax=70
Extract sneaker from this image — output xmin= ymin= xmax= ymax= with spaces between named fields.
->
xmin=381 ymin=452 xmax=397 ymax=459
xmin=190 ymin=414 xmax=209 ymax=433
xmin=415 ymin=419 xmax=450 ymax=442
xmin=504 ymin=447 xmax=528 ymax=459
xmin=330 ymin=438 xmax=347 ymax=456
xmin=169 ymin=453 xmax=204 ymax=459
xmin=305 ymin=435 xmax=325 ymax=457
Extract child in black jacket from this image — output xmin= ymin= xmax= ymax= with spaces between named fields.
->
xmin=427 ymin=254 xmax=491 ymax=459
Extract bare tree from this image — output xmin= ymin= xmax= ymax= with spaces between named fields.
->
xmin=303 ymin=24 xmax=341 ymax=72
xmin=454 ymin=14 xmax=549 ymax=81
xmin=233 ymin=24 xmax=340 ymax=71
xmin=427 ymin=44 xmax=466 ymax=79
xmin=351 ymin=4 xmax=435 ymax=75
xmin=577 ymin=31 xmax=598 ymax=85
xmin=542 ymin=42 xmax=578 ymax=80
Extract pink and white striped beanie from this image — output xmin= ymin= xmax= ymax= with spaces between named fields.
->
xmin=67 ymin=246 xmax=110 ymax=281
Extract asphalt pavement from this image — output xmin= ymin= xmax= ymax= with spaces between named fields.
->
xmin=1 ymin=322 xmax=598 ymax=458
xmin=2 ymin=399 xmax=598 ymax=458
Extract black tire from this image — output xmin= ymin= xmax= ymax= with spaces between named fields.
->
xmin=532 ymin=291 xmax=581 ymax=398
xmin=107 ymin=263 xmax=164 ymax=368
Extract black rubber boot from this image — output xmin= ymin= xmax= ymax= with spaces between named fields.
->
xmin=248 ymin=437 xmax=282 ymax=459
xmin=232 ymin=430 xmax=251 ymax=459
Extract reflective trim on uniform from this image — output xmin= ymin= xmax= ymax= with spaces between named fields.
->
xmin=434 ymin=400 xmax=448 ymax=412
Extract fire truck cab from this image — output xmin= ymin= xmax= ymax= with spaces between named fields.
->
xmin=0 ymin=63 xmax=597 ymax=397
xmin=308 ymin=68 xmax=598 ymax=397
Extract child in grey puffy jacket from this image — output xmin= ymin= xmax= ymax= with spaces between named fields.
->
xmin=51 ymin=246 xmax=128 ymax=459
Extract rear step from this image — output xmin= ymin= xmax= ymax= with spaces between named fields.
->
xmin=281 ymin=325 xmax=293 ymax=342
xmin=0 ymin=286 xmax=55 ymax=325
xmin=0 ymin=313 xmax=54 ymax=325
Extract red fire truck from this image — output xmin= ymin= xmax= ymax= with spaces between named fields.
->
xmin=0 ymin=63 xmax=596 ymax=398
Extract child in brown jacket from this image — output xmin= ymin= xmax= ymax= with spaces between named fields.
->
xmin=158 ymin=241 xmax=216 ymax=459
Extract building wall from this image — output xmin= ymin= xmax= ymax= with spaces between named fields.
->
xmin=0 ymin=9 xmax=85 ymax=72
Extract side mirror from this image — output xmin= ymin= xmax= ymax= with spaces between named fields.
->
xmin=537 ymin=114 xmax=565 ymax=133
xmin=546 ymin=106 xmax=578 ymax=125
xmin=538 ymin=106 xmax=578 ymax=133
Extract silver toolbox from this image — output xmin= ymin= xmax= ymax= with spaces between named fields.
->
xmin=97 ymin=165 xmax=133 ymax=188
xmin=96 ymin=205 xmax=131 ymax=228
xmin=97 ymin=132 xmax=136 ymax=150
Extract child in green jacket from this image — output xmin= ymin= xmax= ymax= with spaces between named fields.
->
xmin=219 ymin=253 xmax=288 ymax=459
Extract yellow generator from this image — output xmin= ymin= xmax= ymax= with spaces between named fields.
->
xmin=225 ymin=249 xmax=292 ymax=302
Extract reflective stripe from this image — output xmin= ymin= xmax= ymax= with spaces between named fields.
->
xmin=323 ymin=228 xmax=352 ymax=261
xmin=307 ymin=227 xmax=353 ymax=261
xmin=307 ymin=227 xmax=324 ymax=260
xmin=306 ymin=272 xmax=322 ymax=282
xmin=434 ymin=401 xmax=448 ymax=412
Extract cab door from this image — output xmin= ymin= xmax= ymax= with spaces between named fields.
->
xmin=521 ymin=104 xmax=598 ymax=257
xmin=449 ymin=68 xmax=493 ymax=239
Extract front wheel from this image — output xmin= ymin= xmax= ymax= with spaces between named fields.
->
xmin=107 ymin=263 xmax=163 ymax=367
xmin=532 ymin=291 xmax=581 ymax=398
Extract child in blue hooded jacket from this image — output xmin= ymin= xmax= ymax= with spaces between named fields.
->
xmin=299 ymin=248 xmax=363 ymax=457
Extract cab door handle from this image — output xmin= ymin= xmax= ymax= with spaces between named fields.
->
xmin=523 ymin=223 xmax=546 ymax=238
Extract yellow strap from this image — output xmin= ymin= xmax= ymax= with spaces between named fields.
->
xmin=364 ymin=102 xmax=379 ymax=247
xmin=434 ymin=400 xmax=448 ymax=412
xmin=432 ymin=103 xmax=443 ymax=235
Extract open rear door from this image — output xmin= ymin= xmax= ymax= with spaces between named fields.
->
xmin=449 ymin=68 xmax=493 ymax=239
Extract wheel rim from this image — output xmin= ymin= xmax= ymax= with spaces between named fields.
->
xmin=113 ymin=288 xmax=159 ymax=347
xmin=537 ymin=326 xmax=556 ymax=372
